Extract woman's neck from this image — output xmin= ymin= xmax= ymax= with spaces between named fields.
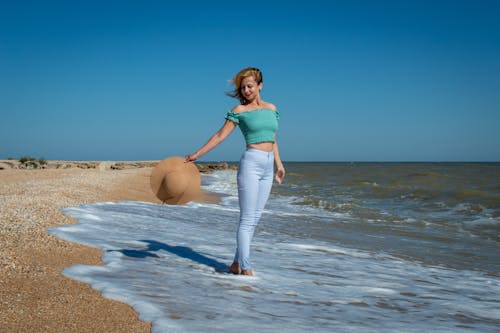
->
xmin=245 ymin=97 xmax=263 ymax=107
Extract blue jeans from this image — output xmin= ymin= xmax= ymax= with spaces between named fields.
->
xmin=234 ymin=148 xmax=274 ymax=270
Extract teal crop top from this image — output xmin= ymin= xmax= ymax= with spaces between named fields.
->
xmin=225 ymin=108 xmax=280 ymax=145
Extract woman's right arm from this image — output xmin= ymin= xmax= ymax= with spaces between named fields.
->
xmin=185 ymin=120 xmax=237 ymax=162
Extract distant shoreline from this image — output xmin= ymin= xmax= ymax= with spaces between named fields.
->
xmin=0 ymin=159 xmax=238 ymax=173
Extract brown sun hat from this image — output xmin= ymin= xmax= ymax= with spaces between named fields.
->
xmin=150 ymin=156 xmax=201 ymax=205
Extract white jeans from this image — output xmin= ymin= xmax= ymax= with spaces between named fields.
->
xmin=234 ymin=148 xmax=274 ymax=270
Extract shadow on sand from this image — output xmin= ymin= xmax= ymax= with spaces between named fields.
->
xmin=111 ymin=239 xmax=229 ymax=273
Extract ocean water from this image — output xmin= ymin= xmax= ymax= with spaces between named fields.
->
xmin=48 ymin=163 xmax=500 ymax=332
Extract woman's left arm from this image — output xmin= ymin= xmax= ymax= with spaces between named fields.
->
xmin=273 ymin=134 xmax=285 ymax=184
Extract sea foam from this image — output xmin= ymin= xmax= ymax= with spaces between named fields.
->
xmin=49 ymin=195 xmax=500 ymax=332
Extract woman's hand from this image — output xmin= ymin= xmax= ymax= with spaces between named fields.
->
xmin=275 ymin=167 xmax=285 ymax=184
xmin=185 ymin=153 xmax=198 ymax=163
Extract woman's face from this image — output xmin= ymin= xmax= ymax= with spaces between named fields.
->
xmin=240 ymin=75 xmax=262 ymax=102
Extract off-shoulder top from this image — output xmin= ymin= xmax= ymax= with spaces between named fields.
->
xmin=225 ymin=108 xmax=280 ymax=145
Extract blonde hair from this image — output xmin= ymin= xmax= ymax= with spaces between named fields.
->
xmin=226 ymin=67 xmax=263 ymax=104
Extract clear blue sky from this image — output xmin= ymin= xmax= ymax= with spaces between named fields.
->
xmin=1 ymin=0 xmax=499 ymax=162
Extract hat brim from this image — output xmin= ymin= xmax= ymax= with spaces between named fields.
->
xmin=150 ymin=157 xmax=201 ymax=205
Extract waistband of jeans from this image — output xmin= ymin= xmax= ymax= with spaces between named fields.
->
xmin=245 ymin=147 xmax=274 ymax=155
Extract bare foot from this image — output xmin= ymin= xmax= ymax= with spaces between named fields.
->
xmin=229 ymin=262 xmax=241 ymax=275
xmin=241 ymin=269 xmax=253 ymax=276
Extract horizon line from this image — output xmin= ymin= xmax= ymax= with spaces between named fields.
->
xmin=2 ymin=158 xmax=499 ymax=164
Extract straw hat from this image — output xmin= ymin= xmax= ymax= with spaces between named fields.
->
xmin=150 ymin=156 xmax=201 ymax=205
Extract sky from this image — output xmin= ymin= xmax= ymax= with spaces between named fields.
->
xmin=1 ymin=0 xmax=499 ymax=162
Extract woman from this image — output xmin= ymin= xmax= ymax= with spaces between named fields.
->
xmin=185 ymin=67 xmax=285 ymax=276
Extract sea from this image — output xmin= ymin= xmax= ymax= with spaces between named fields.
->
xmin=48 ymin=162 xmax=500 ymax=333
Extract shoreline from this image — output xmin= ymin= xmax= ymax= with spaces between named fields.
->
xmin=0 ymin=162 xmax=232 ymax=332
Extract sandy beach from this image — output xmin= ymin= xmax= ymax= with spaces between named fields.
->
xmin=0 ymin=161 xmax=224 ymax=332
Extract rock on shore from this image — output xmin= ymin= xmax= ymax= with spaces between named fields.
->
xmin=0 ymin=160 xmax=236 ymax=173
